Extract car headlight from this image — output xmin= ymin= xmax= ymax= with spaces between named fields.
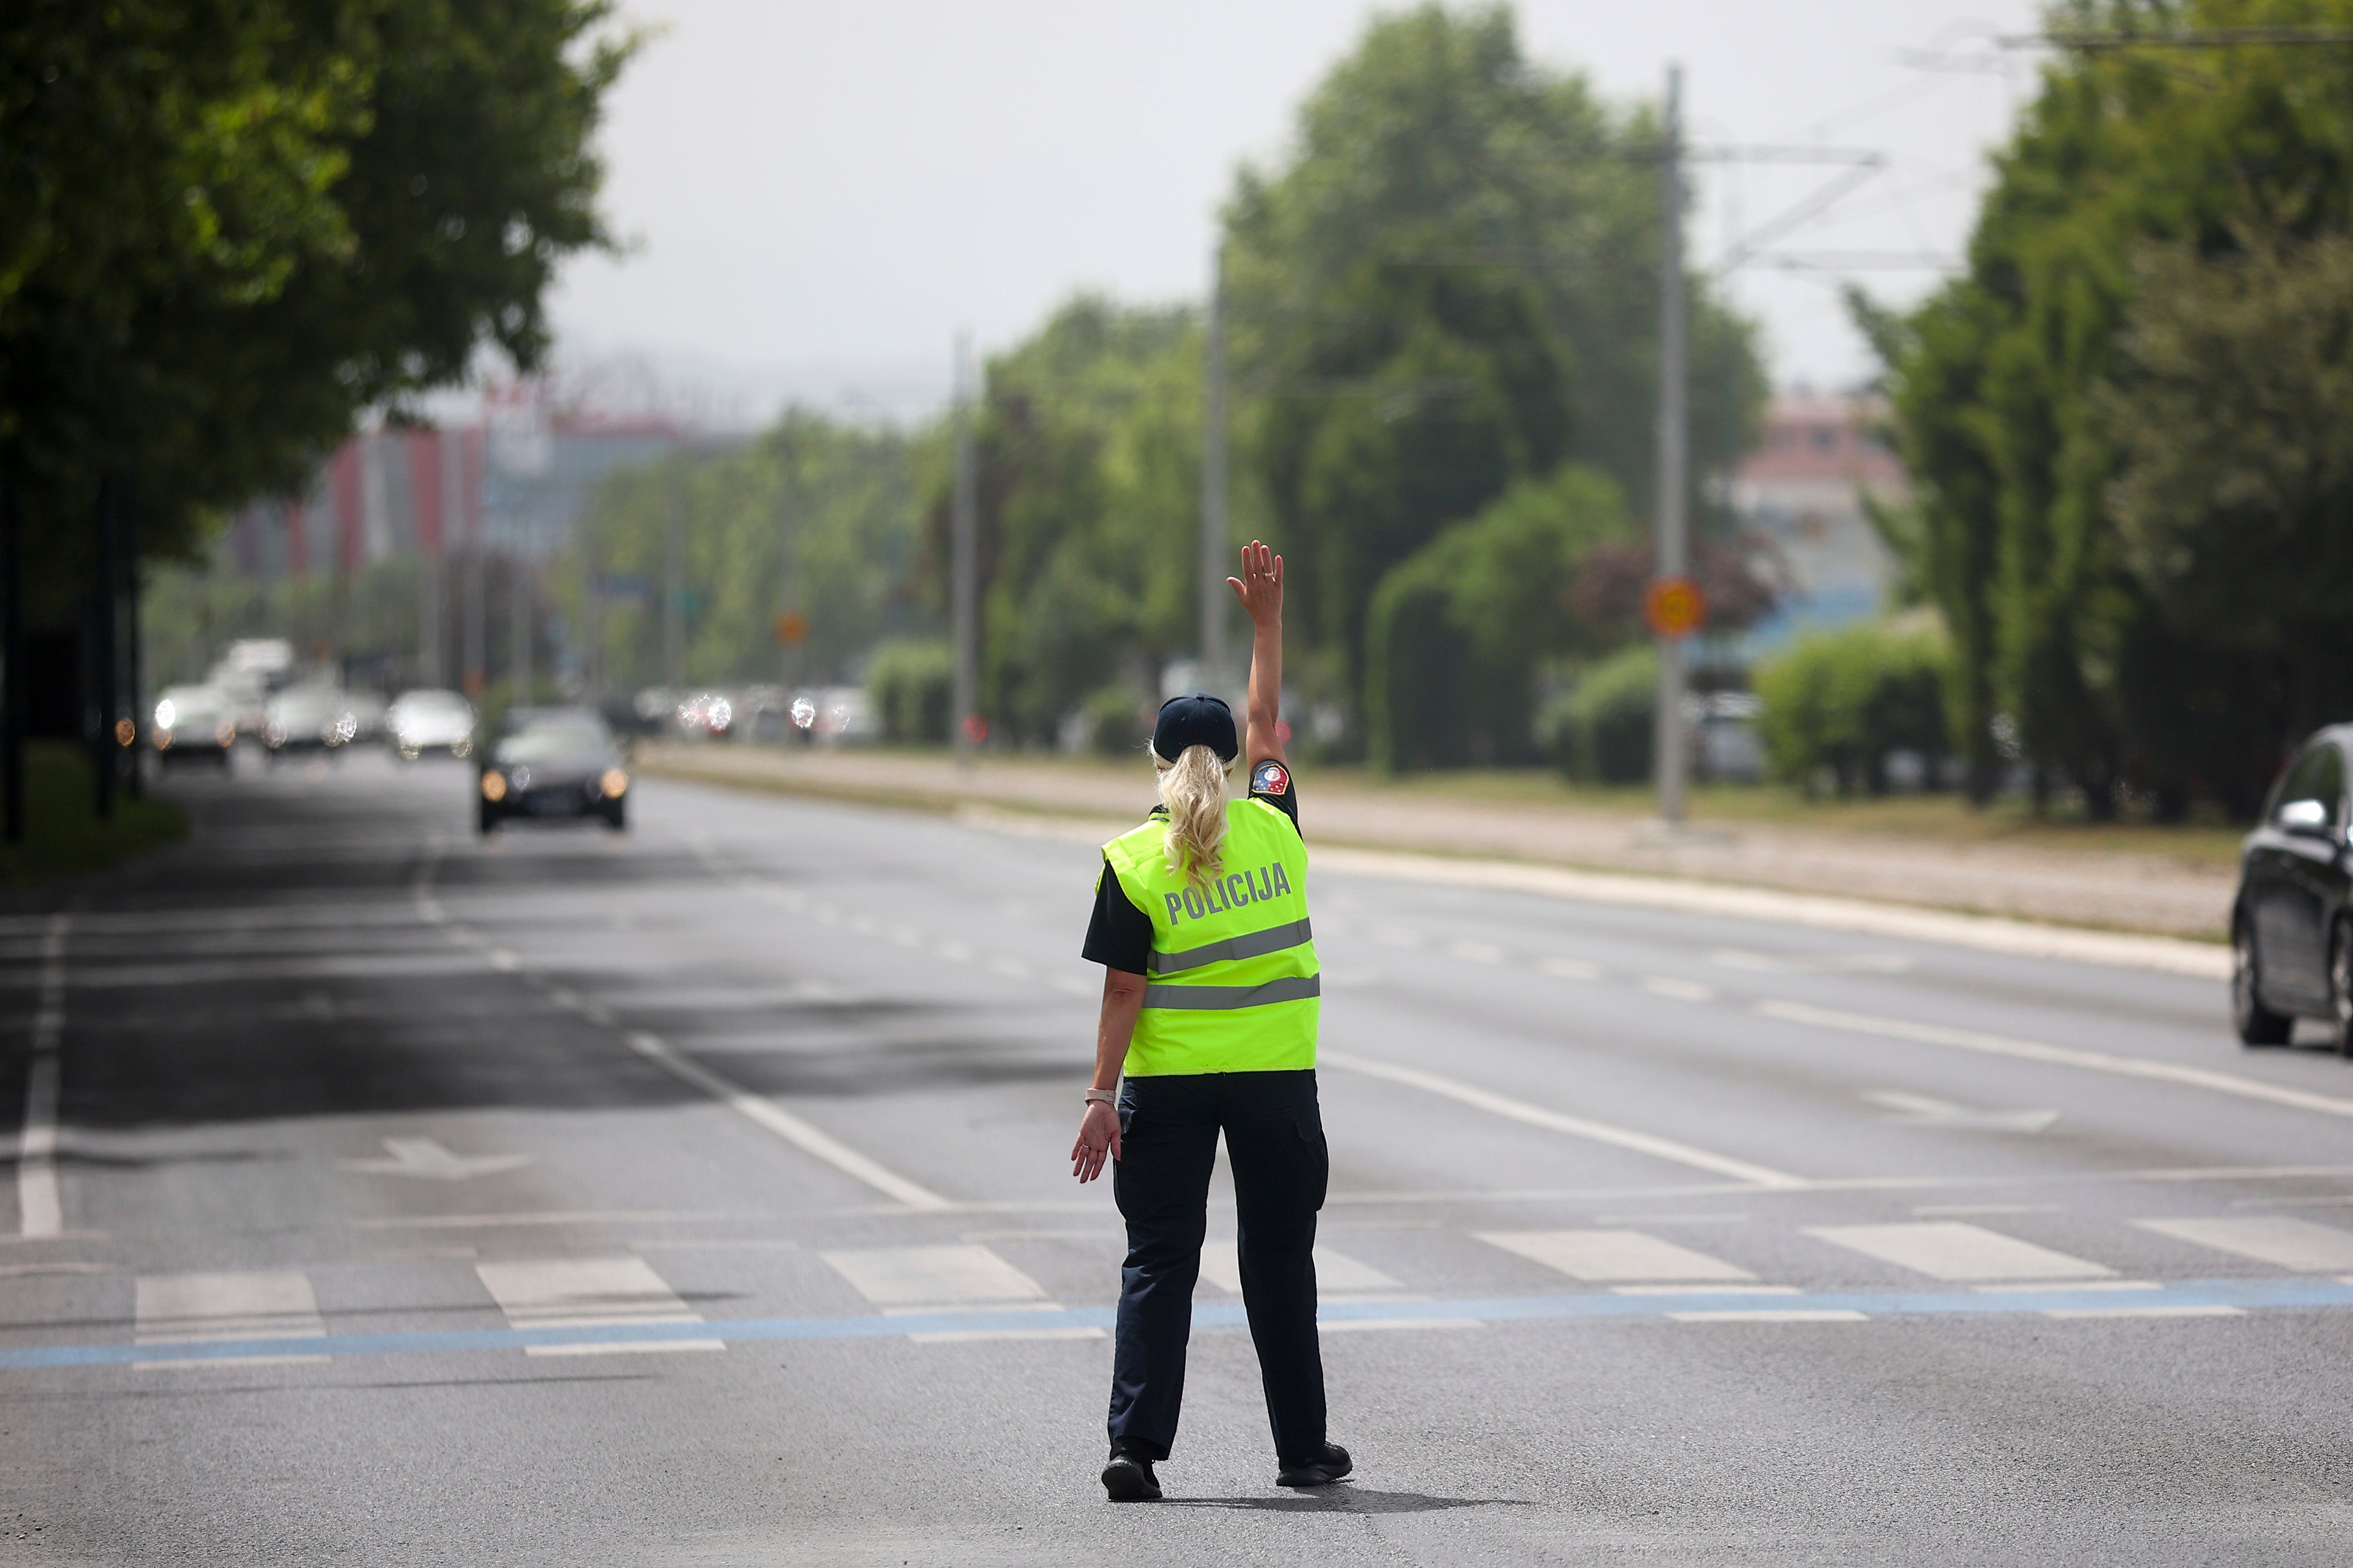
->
xmin=481 ymin=771 xmax=508 ymax=802
xmin=154 ymin=699 xmax=178 ymax=729
xmin=216 ymin=722 xmax=236 ymax=746
xmin=600 ymin=768 xmax=629 ymax=798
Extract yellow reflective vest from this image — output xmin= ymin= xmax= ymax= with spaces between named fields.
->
xmin=1100 ymin=797 xmax=1319 ymax=1077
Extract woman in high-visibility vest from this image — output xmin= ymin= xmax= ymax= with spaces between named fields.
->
xmin=1071 ymin=539 xmax=1348 ymax=1502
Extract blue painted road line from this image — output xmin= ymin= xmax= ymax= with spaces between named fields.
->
xmin=8 ymin=1278 xmax=2350 ymax=1372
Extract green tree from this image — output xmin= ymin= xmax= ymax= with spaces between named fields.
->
xmin=1226 ymin=4 xmax=1762 ymax=742
xmin=1881 ymin=0 xmax=2353 ymax=818
xmin=4 ymin=0 xmax=632 ymax=608
xmin=562 ymin=412 xmax=926 ymax=691
xmin=934 ymin=298 xmax=1208 ymax=746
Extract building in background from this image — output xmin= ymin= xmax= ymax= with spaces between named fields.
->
xmin=1727 ymin=394 xmax=1907 ymax=652
xmin=205 ymin=389 xmax=685 ymax=696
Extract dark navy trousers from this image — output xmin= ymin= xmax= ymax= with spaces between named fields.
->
xmin=1106 ymin=1069 xmax=1328 ymax=1466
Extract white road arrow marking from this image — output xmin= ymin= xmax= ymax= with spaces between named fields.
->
xmin=339 ymin=1138 xmax=533 ymax=1180
xmin=1865 ymin=1090 xmax=2059 ymax=1133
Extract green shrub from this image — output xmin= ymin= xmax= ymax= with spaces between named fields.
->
xmin=1542 ymin=644 xmax=1657 ymax=785
xmin=1754 ymin=620 xmax=1949 ymax=795
xmin=866 ymin=640 xmax=952 ymax=745
xmin=1079 ymin=685 xmax=1152 ymax=758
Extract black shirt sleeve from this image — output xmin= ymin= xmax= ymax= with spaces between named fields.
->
xmin=1082 ymin=855 xmax=1155 ymax=973
xmin=1248 ymin=759 xmax=1300 ymax=835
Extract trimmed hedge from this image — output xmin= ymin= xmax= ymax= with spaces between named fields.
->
xmin=1754 ymin=620 xmax=1948 ymax=795
xmin=1541 ymin=643 xmax=1657 ymax=785
xmin=866 ymin=640 xmax=953 ymax=745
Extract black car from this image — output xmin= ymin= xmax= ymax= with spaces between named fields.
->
xmin=478 ymin=709 xmax=629 ymax=834
xmin=2234 ymin=728 xmax=2353 ymax=1053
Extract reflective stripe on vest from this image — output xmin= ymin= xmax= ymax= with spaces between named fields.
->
xmin=1146 ymin=918 xmax=1315 ymax=975
xmin=1101 ymin=796 xmax=1318 ymax=1076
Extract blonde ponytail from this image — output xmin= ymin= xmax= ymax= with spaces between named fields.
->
xmin=1156 ymin=743 xmax=1229 ymax=889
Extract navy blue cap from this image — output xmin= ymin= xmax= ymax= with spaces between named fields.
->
xmin=1153 ymin=692 xmax=1238 ymax=763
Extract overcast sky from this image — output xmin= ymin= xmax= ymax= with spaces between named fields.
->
xmin=545 ymin=0 xmax=2045 ymax=425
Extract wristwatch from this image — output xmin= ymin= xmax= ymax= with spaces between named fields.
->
xmin=1084 ymin=1087 xmax=1116 ymax=1107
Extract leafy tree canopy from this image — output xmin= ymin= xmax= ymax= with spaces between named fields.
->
xmin=1882 ymin=0 xmax=2353 ymax=817
xmin=1227 ymin=4 xmax=1762 ymax=725
xmin=3 ymin=0 xmax=632 ymax=615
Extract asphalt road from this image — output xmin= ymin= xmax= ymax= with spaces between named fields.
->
xmin=4 ymin=748 xmax=2351 ymax=1566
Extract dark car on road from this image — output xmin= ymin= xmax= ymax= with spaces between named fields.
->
xmin=478 ymin=708 xmax=629 ymax=834
xmin=2234 ymin=728 xmax=2353 ymax=1054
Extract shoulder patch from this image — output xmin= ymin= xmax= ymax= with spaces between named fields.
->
xmin=1251 ymin=760 xmax=1290 ymax=796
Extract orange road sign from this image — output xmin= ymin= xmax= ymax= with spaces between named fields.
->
xmin=1643 ymin=576 xmax=1707 ymax=639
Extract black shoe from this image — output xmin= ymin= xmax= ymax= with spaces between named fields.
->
xmin=1102 ymin=1445 xmax=1162 ymax=1502
xmin=1275 ymin=1442 xmax=1352 ymax=1488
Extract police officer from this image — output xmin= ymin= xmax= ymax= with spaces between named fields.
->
xmin=1071 ymin=539 xmax=1349 ymax=1502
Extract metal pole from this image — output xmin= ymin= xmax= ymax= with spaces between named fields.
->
xmin=1199 ymin=253 xmax=1228 ymax=698
xmin=460 ymin=433 xmax=484 ymax=696
xmin=776 ymin=431 xmax=796 ymax=688
xmin=91 ymin=474 xmax=117 ymax=820
xmin=1651 ymin=63 xmax=1691 ymax=826
xmin=122 ymin=475 xmax=141 ymax=799
xmin=582 ymin=508 xmax=602 ymax=706
xmin=511 ymin=555 xmax=533 ymax=702
xmin=419 ymin=433 xmax=446 ymax=688
xmin=441 ymin=428 xmax=465 ymax=688
xmin=950 ymin=332 xmax=979 ymax=761
xmin=2 ymin=469 xmax=24 ymax=845
xmin=662 ymin=458 xmax=684 ymax=692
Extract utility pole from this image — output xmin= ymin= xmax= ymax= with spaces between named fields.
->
xmin=511 ymin=554 xmax=533 ymax=702
xmin=437 ymin=428 xmax=463 ymax=689
xmin=122 ymin=475 xmax=141 ymax=800
xmin=1650 ymin=63 xmax=1691 ymax=827
xmin=662 ymin=458 xmax=685 ymax=692
xmin=775 ymin=429 xmax=798 ymax=687
xmin=950 ymin=332 xmax=979 ymax=762
xmin=91 ymin=475 xmax=117 ymax=820
xmin=1199 ymin=251 xmax=1229 ymax=699
xmin=581 ymin=512 xmax=602 ymax=706
xmin=462 ymin=429 xmax=486 ymax=698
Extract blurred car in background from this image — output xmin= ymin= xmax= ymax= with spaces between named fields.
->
xmin=795 ymin=686 xmax=876 ymax=745
xmin=149 ymin=686 xmax=236 ymax=769
xmin=263 ymin=685 xmax=358 ymax=759
xmin=676 ymin=691 xmax=735 ymax=738
xmin=388 ymin=689 xmax=476 ymax=760
xmin=478 ymin=708 xmax=629 ymax=834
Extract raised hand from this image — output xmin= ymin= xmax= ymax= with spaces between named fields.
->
xmin=1227 ymin=540 xmax=1283 ymax=627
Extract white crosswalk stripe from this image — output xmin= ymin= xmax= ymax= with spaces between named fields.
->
xmin=1807 ymin=1222 xmax=2114 ymax=1282
xmin=474 ymin=1257 xmax=722 ymax=1355
xmin=1476 ymin=1229 xmax=1759 ymax=1285
xmin=136 ymin=1270 xmax=328 ymax=1367
xmin=1198 ymin=1237 xmax=1399 ymax=1297
xmin=821 ymin=1245 xmax=1100 ymax=1343
xmin=2131 ymin=1216 xmax=2353 ymax=1273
